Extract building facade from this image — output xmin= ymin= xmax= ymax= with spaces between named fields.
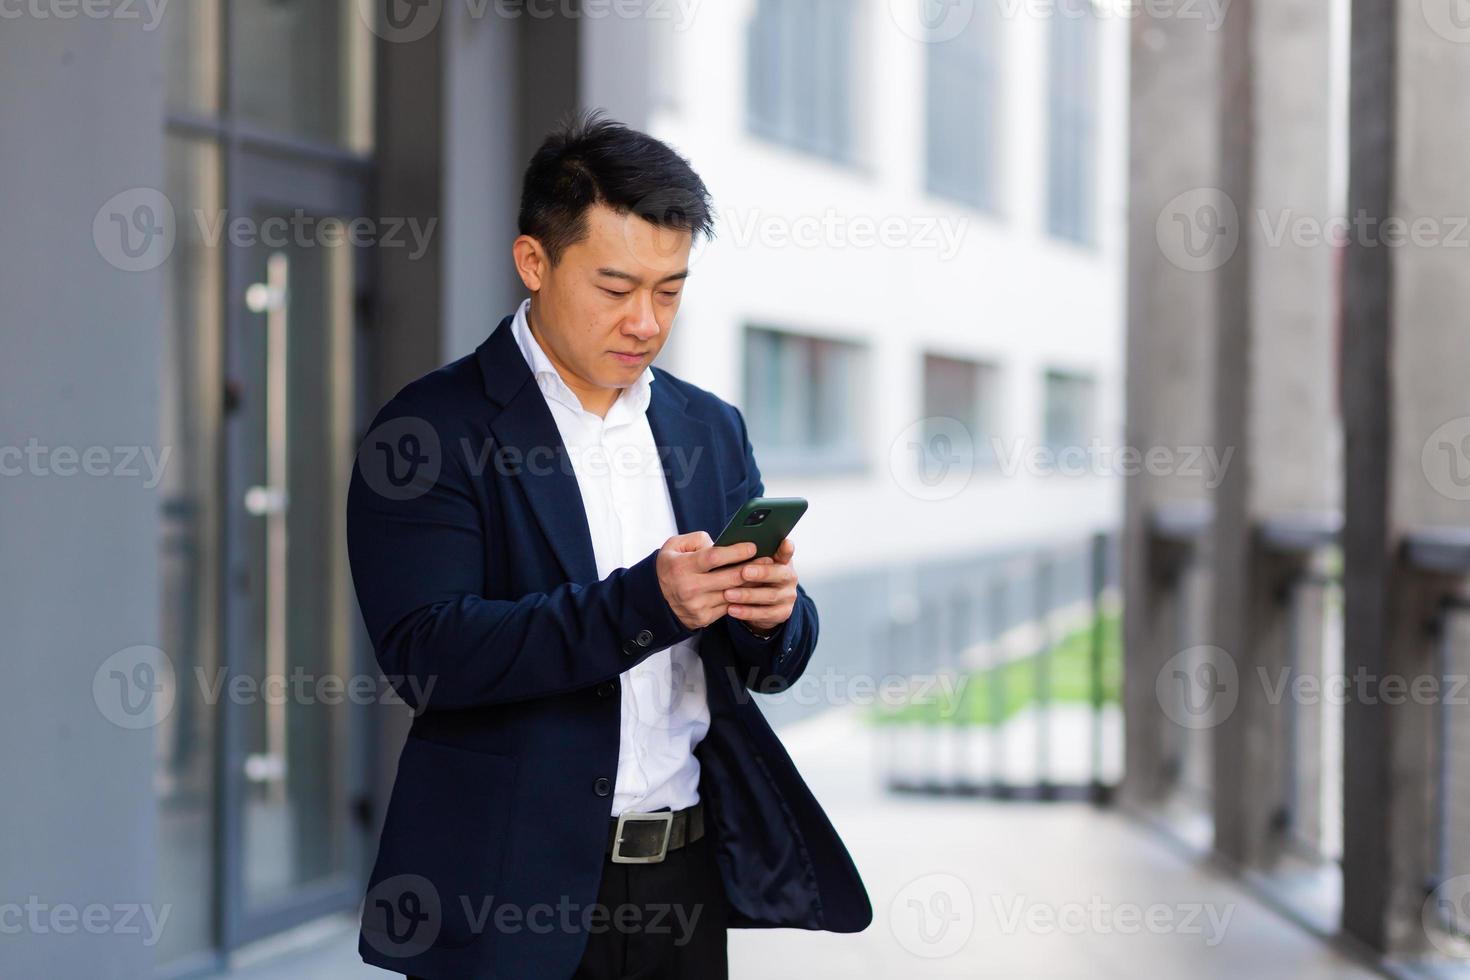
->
xmin=0 ymin=2 xmax=1124 ymax=976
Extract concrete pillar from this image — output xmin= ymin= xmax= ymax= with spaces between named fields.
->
xmin=1209 ymin=0 xmax=1336 ymax=870
xmin=1120 ymin=12 xmax=1221 ymax=811
xmin=1341 ymin=0 xmax=1470 ymax=956
xmin=0 ymin=15 xmax=163 ymax=979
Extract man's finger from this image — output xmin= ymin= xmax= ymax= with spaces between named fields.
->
xmin=668 ymin=530 xmax=714 ymax=553
xmin=697 ymin=540 xmax=758 ymax=571
xmin=740 ymin=561 xmax=795 ymax=584
xmin=773 ymin=538 xmax=796 ymax=563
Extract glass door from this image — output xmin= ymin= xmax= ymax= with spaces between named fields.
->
xmin=221 ymin=150 xmax=373 ymax=946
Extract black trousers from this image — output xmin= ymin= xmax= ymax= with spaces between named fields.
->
xmin=569 ymin=830 xmax=729 ymax=979
xmin=408 ymin=831 xmax=728 ymax=980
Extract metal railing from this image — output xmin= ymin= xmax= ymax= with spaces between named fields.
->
xmin=874 ymin=532 xmax=1121 ymax=802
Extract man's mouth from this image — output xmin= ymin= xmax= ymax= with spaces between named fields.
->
xmin=610 ymin=350 xmax=649 ymax=364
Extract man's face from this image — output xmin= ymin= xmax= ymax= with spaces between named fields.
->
xmin=517 ymin=203 xmax=693 ymax=394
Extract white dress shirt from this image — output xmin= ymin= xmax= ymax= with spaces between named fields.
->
xmin=511 ymin=299 xmax=710 ymax=816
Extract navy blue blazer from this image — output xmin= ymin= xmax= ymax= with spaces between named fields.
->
xmin=346 ymin=313 xmax=872 ymax=978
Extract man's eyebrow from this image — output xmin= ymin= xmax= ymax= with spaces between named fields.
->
xmin=595 ymin=267 xmax=691 ymax=286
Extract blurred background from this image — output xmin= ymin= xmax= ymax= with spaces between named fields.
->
xmin=4 ymin=0 xmax=1470 ymax=977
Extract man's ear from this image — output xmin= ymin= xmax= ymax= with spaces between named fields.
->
xmin=512 ymin=235 xmax=549 ymax=292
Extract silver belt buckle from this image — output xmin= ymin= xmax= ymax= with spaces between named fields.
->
xmin=611 ymin=811 xmax=674 ymax=864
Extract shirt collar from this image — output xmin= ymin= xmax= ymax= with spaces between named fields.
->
xmin=510 ymin=299 xmax=655 ymax=421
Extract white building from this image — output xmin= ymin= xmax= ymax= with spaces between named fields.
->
xmin=645 ymin=0 xmax=1129 ymax=585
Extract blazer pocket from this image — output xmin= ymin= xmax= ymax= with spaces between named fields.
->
xmin=363 ymin=737 xmax=518 ymax=951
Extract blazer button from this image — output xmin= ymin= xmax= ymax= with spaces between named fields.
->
xmin=597 ymin=681 xmax=615 ymax=698
xmin=635 ymin=629 xmax=653 ymax=647
xmin=593 ymin=777 xmax=611 ymax=797
xmin=622 ymin=640 xmax=640 ymax=656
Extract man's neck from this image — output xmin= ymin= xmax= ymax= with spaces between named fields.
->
xmin=527 ymin=304 xmax=620 ymax=418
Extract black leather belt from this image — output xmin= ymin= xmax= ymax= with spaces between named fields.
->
xmin=605 ymin=802 xmax=704 ymax=864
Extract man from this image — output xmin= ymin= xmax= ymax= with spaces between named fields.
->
xmin=347 ymin=113 xmax=871 ymax=980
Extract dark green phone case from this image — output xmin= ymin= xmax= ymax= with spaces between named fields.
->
xmin=713 ymin=496 xmax=808 ymax=559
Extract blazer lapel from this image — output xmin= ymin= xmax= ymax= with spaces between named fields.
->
xmin=647 ymin=376 xmax=729 ymax=540
xmin=477 ymin=314 xmax=732 ymax=585
xmin=480 ymin=317 xmax=599 ymax=584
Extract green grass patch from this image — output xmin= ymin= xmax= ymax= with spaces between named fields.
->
xmin=871 ymin=610 xmax=1122 ymax=727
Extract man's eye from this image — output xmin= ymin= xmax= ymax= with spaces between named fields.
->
xmin=601 ymin=287 xmax=631 ymax=298
xmin=658 ymin=290 xmax=680 ymax=299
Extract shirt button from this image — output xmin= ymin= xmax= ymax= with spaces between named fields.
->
xmin=597 ymin=681 xmax=615 ymax=698
xmin=594 ymin=777 xmax=611 ymax=797
xmin=635 ymin=629 xmax=654 ymax=647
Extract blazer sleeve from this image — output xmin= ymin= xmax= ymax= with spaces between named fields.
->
xmin=719 ymin=405 xmax=819 ymax=693
xmin=346 ymin=399 xmax=694 ymax=713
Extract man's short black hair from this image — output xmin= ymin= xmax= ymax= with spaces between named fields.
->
xmin=518 ymin=110 xmax=714 ymax=264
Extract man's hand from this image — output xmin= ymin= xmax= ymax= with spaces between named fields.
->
xmin=722 ymin=538 xmax=798 ymax=636
xmin=656 ymin=532 xmax=759 ymax=630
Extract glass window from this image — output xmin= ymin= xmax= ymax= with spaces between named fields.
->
xmin=744 ymin=326 xmax=866 ymax=470
xmin=925 ymin=4 xmax=1001 ymax=212
xmin=232 ymin=0 xmax=375 ymax=152
xmin=161 ymin=0 xmax=222 ymax=117
xmin=1046 ymin=0 xmax=1098 ymax=245
xmin=1043 ymin=369 xmax=1096 ymax=455
xmin=155 ymin=134 xmax=224 ymax=968
xmin=746 ymin=0 xmax=855 ymax=163
xmin=923 ymin=354 xmax=1002 ymax=469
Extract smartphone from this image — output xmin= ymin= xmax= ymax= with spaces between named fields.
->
xmin=713 ymin=496 xmax=808 ymax=560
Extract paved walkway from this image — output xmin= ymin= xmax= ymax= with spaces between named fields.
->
xmin=229 ymin=710 xmax=1381 ymax=980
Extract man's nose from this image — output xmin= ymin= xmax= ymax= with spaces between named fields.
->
xmin=624 ymin=294 xmax=661 ymax=341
